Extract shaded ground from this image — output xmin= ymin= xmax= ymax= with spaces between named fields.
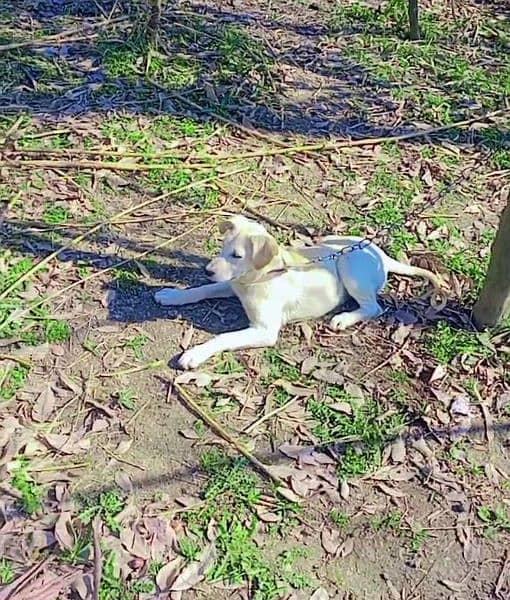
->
xmin=0 ymin=1 xmax=509 ymax=599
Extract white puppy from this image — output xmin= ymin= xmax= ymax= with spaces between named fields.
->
xmin=155 ymin=216 xmax=443 ymax=369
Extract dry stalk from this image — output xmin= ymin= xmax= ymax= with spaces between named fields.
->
xmin=0 ymin=214 xmax=217 ymax=335
xmin=175 ymin=383 xmax=285 ymax=487
xmin=0 ymin=167 xmax=244 ymax=303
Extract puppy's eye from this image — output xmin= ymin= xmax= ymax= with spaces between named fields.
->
xmin=232 ymin=251 xmax=243 ymax=259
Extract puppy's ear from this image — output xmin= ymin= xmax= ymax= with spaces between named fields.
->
xmin=250 ymin=235 xmax=279 ymax=270
xmin=218 ymin=218 xmax=236 ymax=235
xmin=218 ymin=215 xmax=248 ymax=235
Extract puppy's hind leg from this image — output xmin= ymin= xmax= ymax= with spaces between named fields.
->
xmin=329 ymin=270 xmax=383 ymax=331
xmin=329 ymin=296 xmax=383 ymax=330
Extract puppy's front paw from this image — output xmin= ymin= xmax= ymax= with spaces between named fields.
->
xmin=178 ymin=346 xmax=209 ymax=370
xmin=329 ymin=313 xmax=355 ymax=331
xmin=155 ymin=288 xmax=189 ymax=306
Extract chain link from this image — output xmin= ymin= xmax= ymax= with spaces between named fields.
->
xmin=306 ymin=167 xmax=472 ymax=265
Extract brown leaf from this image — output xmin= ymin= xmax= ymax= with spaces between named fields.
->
xmin=156 ymin=557 xmax=183 ymax=591
xmin=42 ymin=432 xmax=90 ymax=455
xmin=440 ymin=579 xmax=464 ymax=592
xmin=329 ymin=402 xmax=353 ymax=415
xmin=255 ymin=506 xmax=281 ymax=523
xmin=301 ymin=356 xmax=317 ymax=375
xmin=339 ymin=480 xmax=350 ymax=500
xmin=58 ymin=371 xmax=82 ymax=395
xmin=275 ymin=487 xmax=301 ymax=503
xmin=13 ymin=569 xmax=79 ymax=600
xmin=174 ymin=371 xmax=212 ymax=387
xmin=32 ymin=384 xmax=56 ymax=422
xmin=55 ymin=511 xmax=75 ymax=551
xmin=338 ymin=536 xmax=354 ymax=558
xmin=343 ymin=382 xmax=364 ymax=403
xmin=171 ymin=543 xmax=217 ymax=591
xmin=179 ymin=428 xmax=200 ymax=440
xmin=275 ymin=379 xmax=313 ymax=397
xmin=390 ymin=437 xmax=406 ymax=463
xmin=72 ymin=573 xmax=93 ymax=600
xmin=310 ymin=588 xmax=329 ymax=600
xmin=320 ymin=528 xmax=340 ymax=555
xmin=30 ymin=530 xmax=56 ymax=553
xmin=312 ymin=368 xmax=344 ymax=385
xmin=299 ymin=322 xmax=314 ymax=345
xmin=180 ymin=327 xmax=194 ymax=350
xmin=377 ymin=483 xmax=406 ymax=498
xmin=120 ymin=528 xmax=151 ymax=560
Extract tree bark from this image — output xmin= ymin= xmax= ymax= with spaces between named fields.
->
xmin=148 ymin=0 xmax=162 ymax=43
xmin=473 ymin=198 xmax=510 ymax=328
xmin=408 ymin=0 xmax=420 ymax=40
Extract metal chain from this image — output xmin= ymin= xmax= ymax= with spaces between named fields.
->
xmin=306 ymin=167 xmax=471 ymax=265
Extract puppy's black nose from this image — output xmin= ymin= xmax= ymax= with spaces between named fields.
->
xmin=205 ymin=266 xmax=214 ymax=277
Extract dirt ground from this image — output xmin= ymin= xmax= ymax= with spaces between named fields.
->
xmin=0 ymin=0 xmax=509 ymax=599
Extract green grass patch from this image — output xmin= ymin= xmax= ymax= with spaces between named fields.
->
xmin=0 ymin=364 xmax=29 ymax=401
xmin=0 ymin=559 xmax=14 ymax=585
xmin=11 ymin=457 xmax=43 ymax=514
xmin=78 ymin=489 xmax=125 ymax=534
xmin=180 ymin=450 xmax=306 ymax=599
xmin=426 ymin=321 xmax=495 ymax=364
xmin=262 ymin=349 xmax=301 ymax=384
xmin=309 ymin=387 xmax=406 ymax=479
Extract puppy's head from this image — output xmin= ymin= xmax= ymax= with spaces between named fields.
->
xmin=205 ymin=215 xmax=279 ymax=282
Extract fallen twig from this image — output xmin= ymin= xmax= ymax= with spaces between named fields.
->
xmin=92 ymin=516 xmax=103 ymax=600
xmin=496 ymin=549 xmax=510 ymax=597
xmin=100 ymin=360 xmax=165 ymax=378
xmin=0 ymin=214 xmax=217 ymax=335
xmin=175 ymin=382 xmax=284 ymax=486
xmin=0 ymin=16 xmax=129 ymax=53
xmin=0 ymin=157 xmax=212 ymax=171
xmin=243 ymin=395 xmax=302 ymax=434
xmin=0 ymin=166 xmax=245 ymax=310
xmin=0 ymin=556 xmax=52 ymax=600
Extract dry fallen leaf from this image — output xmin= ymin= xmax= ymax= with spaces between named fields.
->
xmin=320 ymin=528 xmax=340 ymax=555
xmin=312 ymin=368 xmax=344 ymax=385
xmin=390 ymin=437 xmax=406 ymax=463
xmin=170 ymin=543 xmax=217 ymax=591
xmin=310 ymin=586 xmax=329 ymax=600
xmin=32 ymin=384 xmax=56 ymax=422
xmin=54 ymin=511 xmax=75 ymax=551
xmin=156 ymin=557 xmax=183 ymax=591
xmin=42 ymin=432 xmax=90 ymax=455
xmin=179 ymin=428 xmax=200 ymax=440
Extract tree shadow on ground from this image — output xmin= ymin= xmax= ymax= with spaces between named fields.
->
xmin=0 ymin=0 xmax=508 ymax=144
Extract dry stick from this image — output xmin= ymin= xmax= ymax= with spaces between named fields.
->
xmin=3 ymin=108 xmax=506 ymax=172
xmin=0 ymin=15 xmax=129 ymax=52
xmin=92 ymin=516 xmax=102 ymax=600
xmin=0 ymin=167 xmax=244 ymax=304
xmin=243 ymin=395 xmax=301 ymax=435
xmin=0 ymin=158 xmax=212 ymax=171
xmin=0 ymin=214 xmax=217 ymax=335
xmin=496 ymin=549 xmax=510 ymax=596
xmin=175 ymin=383 xmax=284 ymax=487
xmin=146 ymin=76 xmax=290 ymax=148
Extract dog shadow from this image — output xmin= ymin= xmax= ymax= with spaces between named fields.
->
xmin=107 ymin=263 xmax=250 ymax=337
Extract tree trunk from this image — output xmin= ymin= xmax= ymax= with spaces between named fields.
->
xmin=408 ymin=0 xmax=420 ymax=40
xmin=473 ymin=198 xmax=510 ymax=328
xmin=148 ymin=0 xmax=162 ymax=43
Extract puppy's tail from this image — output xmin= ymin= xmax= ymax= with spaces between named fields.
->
xmin=386 ymin=258 xmax=447 ymax=309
